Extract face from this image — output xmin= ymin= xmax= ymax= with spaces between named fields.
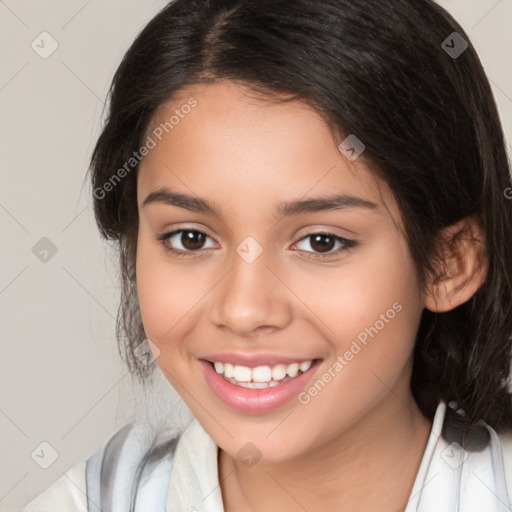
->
xmin=135 ymin=80 xmax=426 ymax=463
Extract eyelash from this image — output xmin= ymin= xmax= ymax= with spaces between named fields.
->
xmin=155 ymin=229 xmax=358 ymax=260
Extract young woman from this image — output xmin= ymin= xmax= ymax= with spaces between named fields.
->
xmin=22 ymin=0 xmax=512 ymax=511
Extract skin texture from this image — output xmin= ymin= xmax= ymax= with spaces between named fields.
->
xmin=135 ymin=80 xmax=487 ymax=511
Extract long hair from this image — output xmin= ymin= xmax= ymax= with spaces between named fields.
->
xmin=88 ymin=0 xmax=512 ymax=432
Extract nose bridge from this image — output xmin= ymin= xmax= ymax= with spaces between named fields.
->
xmin=209 ymin=237 xmax=291 ymax=336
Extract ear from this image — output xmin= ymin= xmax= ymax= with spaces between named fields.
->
xmin=424 ymin=215 xmax=488 ymax=313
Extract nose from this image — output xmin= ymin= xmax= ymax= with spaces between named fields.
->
xmin=209 ymin=245 xmax=292 ymax=338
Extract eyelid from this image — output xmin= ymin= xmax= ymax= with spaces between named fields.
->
xmin=156 ymin=226 xmax=358 ymax=260
xmin=157 ymin=227 xmax=218 ymax=251
xmin=291 ymin=232 xmax=358 ymax=258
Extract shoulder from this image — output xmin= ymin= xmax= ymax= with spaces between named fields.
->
xmin=20 ymin=460 xmax=88 ymax=512
xmin=498 ymin=428 xmax=512 ymax=490
xmin=20 ymin=421 xmax=181 ymax=512
xmin=85 ymin=420 xmax=180 ymax=511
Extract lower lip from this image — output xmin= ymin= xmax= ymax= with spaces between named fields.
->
xmin=199 ymin=359 xmax=322 ymax=414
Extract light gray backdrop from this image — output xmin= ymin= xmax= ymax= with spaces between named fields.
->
xmin=1 ymin=1 xmax=511 ymax=511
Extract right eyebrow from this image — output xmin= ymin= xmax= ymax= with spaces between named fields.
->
xmin=141 ymin=188 xmax=223 ymax=217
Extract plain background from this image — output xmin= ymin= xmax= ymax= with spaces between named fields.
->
xmin=1 ymin=1 xmax=511 ymax=511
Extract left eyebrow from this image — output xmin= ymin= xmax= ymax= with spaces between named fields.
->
xmin=141 ymin=187 xmax=378 ymax=218
xmin=277 ymin=194 xmax=379 ymax=217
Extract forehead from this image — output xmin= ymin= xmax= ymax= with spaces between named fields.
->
xmin=137 ymin=80 xmax=395 ymax=220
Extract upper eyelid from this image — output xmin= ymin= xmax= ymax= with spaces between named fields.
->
xmin=165 ymin=227 xmax=217 ymax=242
xmin=292 ymin=232 xmax=354 ymax=252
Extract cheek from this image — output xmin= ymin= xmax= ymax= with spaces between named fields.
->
xmin=135 ymin=233 xmax=193 ymax=344
xmin=284 ymin=242 xmax=421 ymax=442
xmin=288 ymin=234 xmax=422 ymax=390
xmin=292 ymin=235 xmax=419 ymax=340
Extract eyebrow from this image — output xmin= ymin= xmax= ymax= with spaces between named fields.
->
xmin=141 ymin=187 xmax=379 ymax=217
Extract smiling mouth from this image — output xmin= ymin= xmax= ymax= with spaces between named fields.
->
xmin=204 ymin=358 xmax=322 ymax=389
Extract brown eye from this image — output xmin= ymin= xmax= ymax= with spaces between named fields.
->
xmin=309 ymin=233 xmax=337 ymax=253
xmin=156 ymin=229 xmax=217 ymax=256
xmin=180 ymin=230 xmax=207 ymax=250
xmin=293 ymin=232 xmax=358 ymax=259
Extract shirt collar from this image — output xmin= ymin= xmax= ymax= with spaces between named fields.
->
xmin=404 ymin=400 xmax=447 ymax=511
xmin=166 ymin=417 xmax=223 ymax=512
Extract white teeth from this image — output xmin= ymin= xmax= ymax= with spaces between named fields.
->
xmin=286 ymin=362 xmax=300 ymax=378
xmin=211 ymin=359 xmax=315 ymax=385
xmin=233 ymin=365 xmax=252 ymax=382
xmin=252 ymin=365 xmax=272 ymax=382
xmin=224 ymin=363 xmax=234 ymax=379
xmin=271 ymin=364 xmax=287 ymax=381
xmin=299 ymin=360 xmax=312 ymax=372
xmin=225 ymin=376 xmax=282 ymax=389
xmin=235 ymin=381 xmax=271 ymax=389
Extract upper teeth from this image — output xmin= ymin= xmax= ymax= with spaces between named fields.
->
xmin=213 ymin=360 xmax=313 ymax=382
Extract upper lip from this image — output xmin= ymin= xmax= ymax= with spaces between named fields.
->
xmin=199 ymin=352 xmax=320 ymax=368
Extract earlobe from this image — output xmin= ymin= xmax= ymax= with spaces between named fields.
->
xmin=424 ymin=216 xmax=488 ymax=313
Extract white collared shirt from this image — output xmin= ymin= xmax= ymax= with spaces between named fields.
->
xmin=20 ymin=401 xmax=512 ymax=512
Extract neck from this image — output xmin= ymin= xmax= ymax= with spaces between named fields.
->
xmin=219 ymin=387 xmax=433 ymax=512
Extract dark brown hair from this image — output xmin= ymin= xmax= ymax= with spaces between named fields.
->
xmin=88 ymin=0 xmax=512 ymax=433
